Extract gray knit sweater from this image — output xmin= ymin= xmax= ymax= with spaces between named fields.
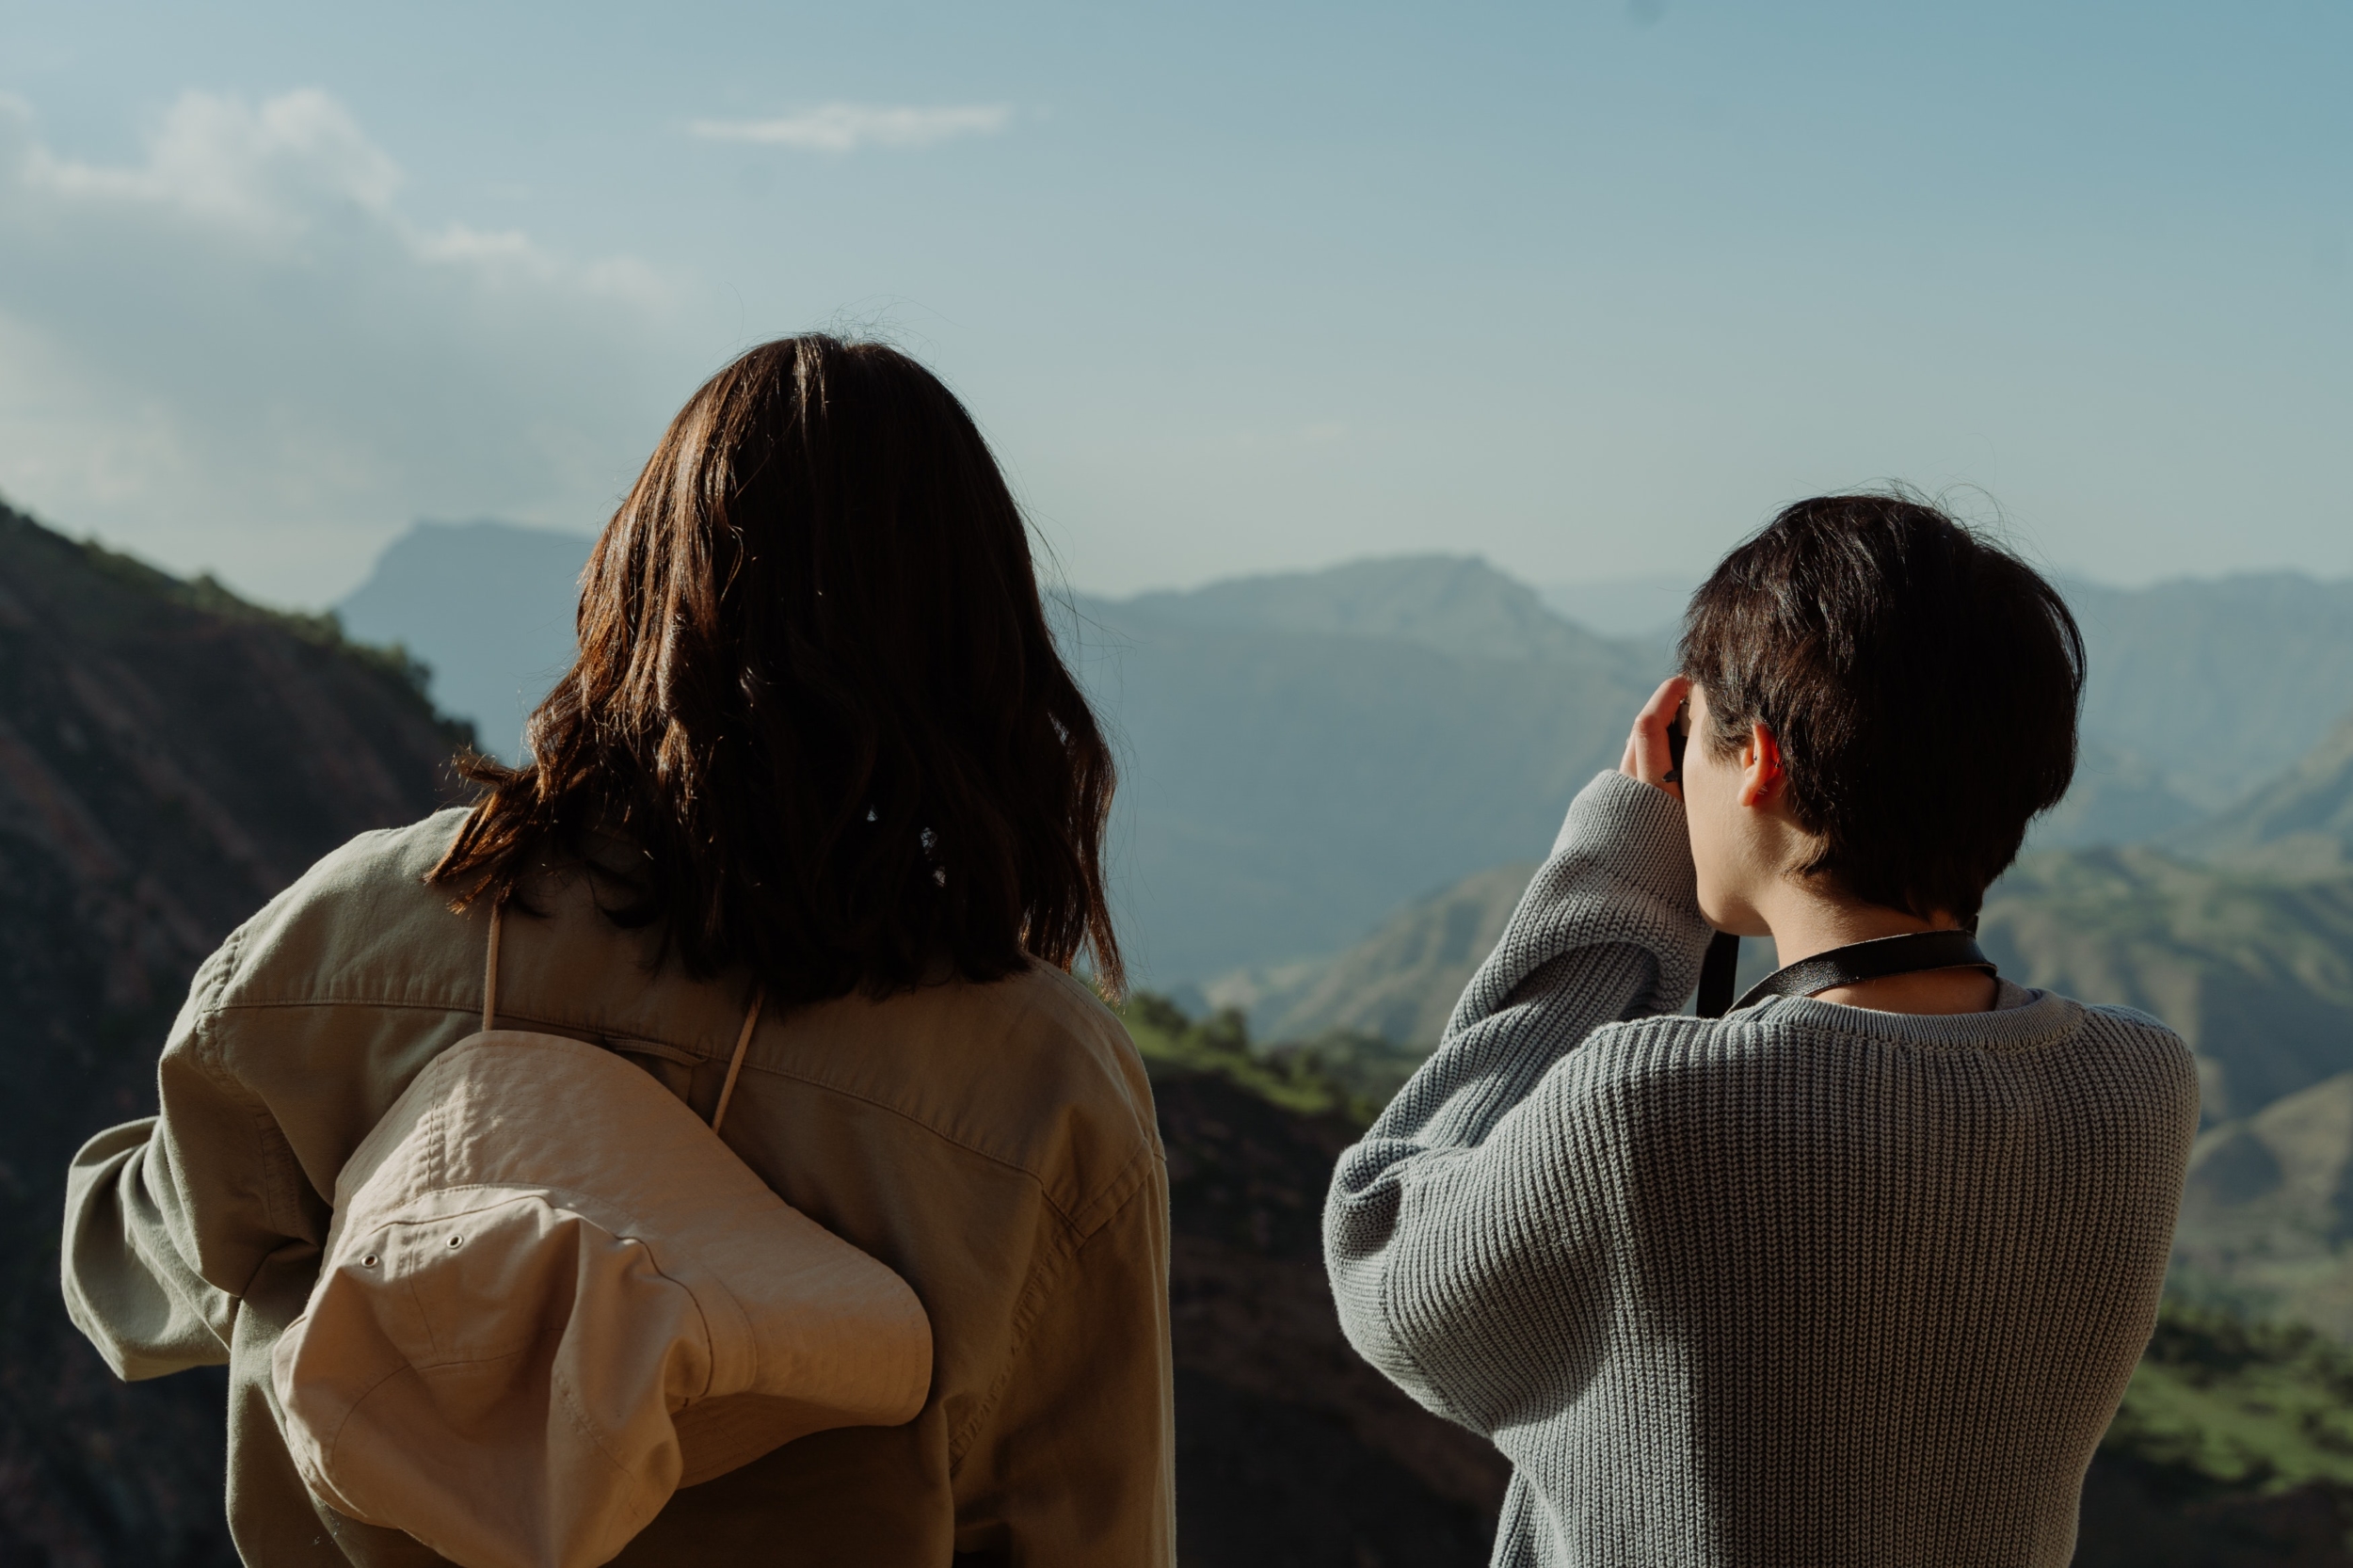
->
xmin=1323 ymin=772 xmax=2199 ymax=1567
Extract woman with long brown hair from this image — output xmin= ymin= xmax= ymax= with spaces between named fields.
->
xmin=62 ymin=336 xmax=1174 ymax=1565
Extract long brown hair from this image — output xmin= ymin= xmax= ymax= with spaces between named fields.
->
xmin=430 ymin=335 xmax=1124 ymax=1002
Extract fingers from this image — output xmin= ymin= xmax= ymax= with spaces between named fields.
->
xmin=1620 ymin=674 xmax=1692 ymax=800
xmin=1635 ymin=674 xmax=1689 ymax=728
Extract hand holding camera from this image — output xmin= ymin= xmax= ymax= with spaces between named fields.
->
xmin=1618 ymin=675 xmax=1692 ymax=803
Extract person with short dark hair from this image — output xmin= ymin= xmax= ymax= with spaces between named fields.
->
xmin=62 ymin=336 xmax=1174 ymax=1567
xmin=1323 ymin=493 xmax=2198 ymax=1566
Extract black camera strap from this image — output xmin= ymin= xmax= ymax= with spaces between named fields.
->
xmin=1695 ymin=931 xmax=1742 ymax=1017
xmin=1693 ymin=928 xmax=1994 ymax=1018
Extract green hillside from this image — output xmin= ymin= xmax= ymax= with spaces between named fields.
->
xmin=2107 ymin=1302 xmax=2353 ymax=1491
xmin=2079 ymin=1302 xmax=2353 ymax=1566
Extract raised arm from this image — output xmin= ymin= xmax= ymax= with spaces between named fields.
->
xmin=1321 ymin=758 xmax=1712 ymax=1432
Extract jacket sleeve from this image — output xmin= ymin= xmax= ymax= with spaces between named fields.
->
xmin=61 ymin=929 xmax=320 ymax=1381
xmin=1321 ymin=771 xmax=1712 ymax=1432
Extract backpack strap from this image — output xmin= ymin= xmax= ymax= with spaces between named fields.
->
xmin=484 ymin=898 xmax=506 ymax=1032
xmin=482 ymin=900 xmax=765 ymax=1134
xmin=710 ymin=988 xmax=766 ymax=1137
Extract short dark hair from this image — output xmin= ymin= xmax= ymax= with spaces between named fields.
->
xmin=1678 ymin=492 xmax=2084 ymax=921
xmin=431 ymin=334 xmax=1125 ymax=1003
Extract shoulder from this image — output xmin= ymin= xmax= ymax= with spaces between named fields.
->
xmin=2080 ymin=1002 xmax=2202 ymax=1106
xmin=762 ymin=962 xmax=1161 ymax=1239
xmin=1561 ymin=997 xmax=2201 ymax=1126
xmin=2083 ymin=1001 xmax=2188 ymax=1048
xmin=205 ymin=808 xmax=478 ymax=1012
xmin=1555 ymin=1012 xmax=1744 ymax=1087
xmin=905 ymin=962 xmax=1154 ymax=1139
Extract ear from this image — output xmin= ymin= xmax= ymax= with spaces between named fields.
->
xmin=1737 ymin=722 xmax=1785 ymax=808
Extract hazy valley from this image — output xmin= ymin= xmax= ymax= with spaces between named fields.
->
xmin=10 ymin=505 xmax=2353 ymax=1563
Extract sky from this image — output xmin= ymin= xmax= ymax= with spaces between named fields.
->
xmin=0 ymin=0 xmax=2346 ymax=609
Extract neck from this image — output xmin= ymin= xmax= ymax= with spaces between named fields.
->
xmin=1754 ymin=887 xmax=1997 ymax=1016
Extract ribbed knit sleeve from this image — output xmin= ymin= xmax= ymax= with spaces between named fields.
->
xmin=1322 ymin=771 xmax=1712 ymax=1432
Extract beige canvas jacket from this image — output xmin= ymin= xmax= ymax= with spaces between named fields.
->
xmin=61 ymin=809 xmax=1176 ymax=1568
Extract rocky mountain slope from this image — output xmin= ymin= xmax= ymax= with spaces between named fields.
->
xmin=0 ymin=502 xmax=472 ymax=1565
xmin=2172 ymin=1072 xmax=2353 ymax=1336
xmin=2156 ymin=718 xmax=2353 ymax=1328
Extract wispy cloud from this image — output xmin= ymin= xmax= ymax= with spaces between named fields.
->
xmin=0 ymin=90 xmax=676 ymax=603
xmin=689 ymin=104 xmax=1012 ymax=152
xmin=23 ymin=89 xmax=402 ymax=238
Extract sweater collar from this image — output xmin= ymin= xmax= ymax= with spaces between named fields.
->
xmin=1732 ymin=982 xmax=2084 ymax=1050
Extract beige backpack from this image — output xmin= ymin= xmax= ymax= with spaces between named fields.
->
xmin=271 ymin=906 xmax=934 ymax=1568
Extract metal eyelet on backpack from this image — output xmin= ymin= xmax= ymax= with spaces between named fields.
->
xmin=447 ymin=1234 xmax=464 ymax=1248
xmin=360 ymin=1253 xmax=380 ymax=1269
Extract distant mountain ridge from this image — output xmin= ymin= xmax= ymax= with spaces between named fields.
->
xmin=331 ymin=521 xmax=2353 ymax=986
xmin=1065 ymin=563 xmax=1662 ymax=980
xmin=338 ymin=519 xmax=593 ymax=762
xmin=1121 ymin=554 xmax=1657 ymax=669
xmin=2070 ymin=573 xmax=2353 ymax=810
